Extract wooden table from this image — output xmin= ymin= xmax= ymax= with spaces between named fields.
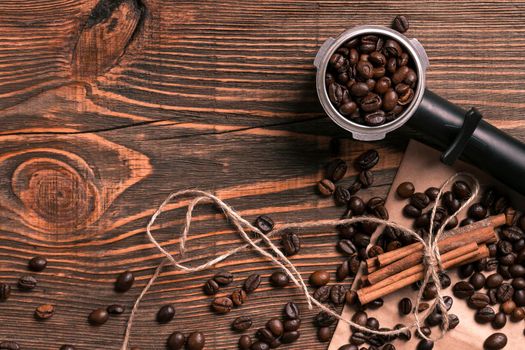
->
xmin=0 ymin=1 xmax=524 ymax=349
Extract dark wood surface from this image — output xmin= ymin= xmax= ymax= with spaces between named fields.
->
xmin=0 ymin=1 xmax=524 ymax=349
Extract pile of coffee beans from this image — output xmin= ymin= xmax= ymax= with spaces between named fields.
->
xmin=325 ymin=15 xmax=417 ymax=126
xmin=237 ymin=302 xmax=302 ymax=350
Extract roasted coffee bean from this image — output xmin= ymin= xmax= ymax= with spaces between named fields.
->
xmin=418 ymin=303 xmax=430 ymax=313
xmin=358 ymin=170 xmax=374 ymax=188
xmin=366 ymin=298 xmax=384 ymax=309
xmin=231 ymin=288 xmax=247 ymax=306
xmin=501 ymin=300 xmax=516 ymax=314
xmin=484 ymin=333 xmax=507 ymax=349
xmin=167 ymin=331 xmax=185 ymax=350
xmin=410 ymin=193 xmax=430 ymax=209
xmin=348 ymin=196 xmax=366 ymax=215
xmin=453 ymin=281 xmax=475 ymax=299
xmin=458 ymin=263 xmax=475 ymax=278
xmin=318 ymin=179 xmax=336 ymax=196
xmin=0 ymin=283 xmax=10 ymax=302
xmin=214 ymin=271 xmax=234 ymax=286
xmin=425 ymin=309 xmax=442 ymax=327
xmin=310 ymin=270 xmax=330 ymax=287
xmin=330 ymin=285 xmax=347 ymax=305
xmin=107 ymin=304 xmax=125 ymax=315
xmin=468 ymin=292 xmax=490 ymax=309
xmin=470 ymin=272 xmax=486 ymax=290
xmin=392 ymin=15 xmax=409 ymax=33
xmin=416 ymin=340 xmax=434 ymax=350
xmin=255 ymin=328 xmax=274 ymax=344
xmin=250 ymin=341 xmax=269 ymax=350
xmin=461 ymin=217 xmax=476 ymax=227
xmin=232 ymin=316 xmax=253 ymax=332
xmin=350 ymin=82 xmax=369 ymax=97
xmin=280 ymin=331 xmax=300 ymax=344
xmin=284 ymin=302 xmax=300 ymax=319
xmin=243 ymin=274 xmax=261 ymax=293
xmin=186 ymin=332 xmax=205 ymax=350
xmin=511 ymin=307 xmax=525 ymax=321
xmin=345 ymin=290 xmax=357 ymax=305
xmin=488 ymin=288 xmax=499 ymax=305
xmin=491 ymin=312 xmax=507 ymax=329
xmin=266 ymin=318 xmax=284 ymax=337
xmin=361 ymin=93 xmax=382 ymax=113
xmin=423 ymin=284 xmax=438 ymax=300
xmin=115 ymin=270 xmax=134 ymax=293
xmin=356 ymin=149 xmax=379 ymax=170
xmin=383 ymin=344 xmax=396 ymax=350
xmin=397 ymin=181 xmax=415 ymax=198
xmin=157 ymin=304 xmax=176 ymax=323
xmin=317 ymin=327 xmax=331 ymax=342
xmin=336 ymin=260 xmax=350 ymax=281
xmin=468 ymin=203 xmax=487 ymax=220
xmin=403 ymin=204 xmax=421 ymax=218
xmin=356 ymin=60 xmax=374 ymax=79
xmin=212 ymin=297 xmax=233 ymax=314
xmin=328 ymin=83 xmax=347 ymax=106
xmin=514 ymin=289 xmax=525 ymax=306
xmin=510 ymin=264 xmax=525 ymax=277
xmin=447 ymin=314 xmax=460 ymax=329
xmin=28 ymin=256 xmax=47 ymax=272
xmin=60 ymin=345 xmax=75 ymax=350
xmin=394 ymin=323 xmax=411 ymax=341
xmin=439 ymin=272 xmax=452 ymax=288
xmin=475 ymin=306 xmax=496 ymax=323
xmin=314 ymin=310 xmax=336 ymax=327
xmin=443 ymin=296 xmax=454 ymax=311
xmin=34 ymin=304 xmax=54 ymax=320
xmin=512 ymin=277 xmax=525 ymax=290
xmin=497 ymin=240 xmax=513 ymax=256
xmin=334 ymin=186 xmax=351 ymax=206
xmin=497 ymin=283 xmax=514 ymax=303
xmin=486 ymin=273 xmax=504 ymax=289
xmin=498 ymin=264 xmax=512 ymax=279
xmin=281 ymin=320 xmax=300 ymax=334
xmin=327 ymin=158 xmax=348 ymax=182
xmin=349 ymin=332 xmax=367 ymax=346
xmin=204 ymin=279 xmax=220 ymax=295
xmin=424 ymin=187 xmax=440 ymax=201
xmin=338 ymin=239 xmax=357 ymax=256
xmin=350 ymin=311 xmax=368 ymax=330
xmin=281 ymin=231 xmax=300 ymax=256
xmin=270 ymin=271 xmax=289 ymax=288
xmin=254 ymin=215 xmax=274 ymax=233
xmin=313 ymin=285 xmax=330 ymax=302
xmin=89 ymin=308 xmax=109 ymax=325
xmin=443 ymin=191 xmax=460 ymax=214
xmin=451 ymin=180 xmax=471 ymax=200
xmin=367 ymin=245 xmax=384 ymax=258
xmin=18 ymin=275 xmax=37 ymax=291
xmin=398 ymin=297 xmax=412 ymax=315
xmin=417 ymin=327 xmax=432 ymax=338
xmin=0 ymin=342 xmax=20 ymax=350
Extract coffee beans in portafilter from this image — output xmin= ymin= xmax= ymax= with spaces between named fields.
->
xmin=325 ymin=27 xmax=417 ymax=126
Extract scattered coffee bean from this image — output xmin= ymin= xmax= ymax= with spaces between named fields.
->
xmin=398 ymin=297 xmax=412 ymax=315
xmin=60 ymin=345 xmax=75 ymax=350
xmin=475 ymin=306 xmax=496 ymax=323
xmin=115 ymin=270 xmax=134 ymax=292
xmin=88 ymin=308 xmax=109 ymax=325
xmin=281 ymin=230 xmax=300 ymax=256
xmin=447 ymin=314 xmax=460 ymax=329
xmin=204 ymin=279 xmax=220 ymax=295
xmin=238 ymin=335 xmax=252 ymax=350
xmin=250 ymin=341 xmax=269 ymax=350
xmin=186 ymin=332 xmax=205 ymax=350
xmin=418 ymin=303 xmax=430 ymax=313
xmin=327 ymin=158 xmax=348 ymax=182
xmin=403 ymin=204 xmax=421 ymax=218
xmin=28 ymin=256 xmax=47 ymax=272
xmin=314 ymin=310 xmax=336 ymax=327
xmin=231 ymin=288 xmax=248 ymax=306
xmin=392 ymin=15 xmax=409 ymax=33
xmin=458 ymin=263 xmax=475 ymax=278
xmin=359 ymin=171 xmax=374 ymax=188
xmin=396 ymin=182 xmax=415 ymax=198
xmin=318 ymin=179 xmax=336 ymax=196
xmin=254 ymin=215 xmax=274 ymax=233
xmin=338 ymin=239 xmax=357 ymax=255
xmin=17 ymin=275 xmax=37 ymax=291
xmin=157 ymin=304 xmax=176 ymax=323
xmin=514 ymin=289 xmax=525 ymax=306
xmin=334 ymin=186 xmax=352 ymax=206
xmin=356 ymin=149 xmax=379 ymax=170
xmin=417 ymin=339 xmax=434 ymax=350
xmin=486 ymin=273 xmax=504 ymax=289
xmin=345 ymin=290 xmax=357 ymax=305
xmin=167 ymin=331 xmax=185 ymax=350
xmin=452 ymin=181 xmax=471 ymax=200
xmin=281 ymin=331 xmax=300 ymax=344
xmin=491 ymin=312 xmax=507 ymax=329
xmin=266 ymin=318 xmax=284 ymax=337
xmin=256 ymin=328 xmax=274 ymax=343
xmin=317 ymin=327 xmax=331 ymax=342
xmin=453 ymin=281 xmax=475 ymax=299
xmin=270 ymin=271 xmax=289 ymax=288
xmin=243 ymin=274 xmax=261 ymax=293
xmin=0 ymin=342 xmax=20 ymax=350
xmin=34 ymin=304 xmax=54 ymax=320
xmin=470 ymin=272 xmax=486 ymax=290
xmin=330 ymin=285 xmax=347 ymax=305
xmin=212 ymin=297 xmax=233 ymax=314
xmin=107 ymin=304 xmax=125 ymax=315
xmin=309 ymin=270 xmax=330 ymax=287
xmin=496 ymin=283 xmax=514 ymax=303
xmin=468 ymin=292 xmax=490 ymax=309
xmin=468 ymin=203 xmax=487 ymax=220
xmin=284 ymin=302 xmax=300 ymax=319
xmin=501 ymin=300 xmax=516 ymax=315
xmin=232 ymin=316 xmax=253 ymax=332
xmin=510 ymin=307 xmax=525 ymax=322
xmin=214 ymin=271 xmax=234 ymax=286
xmin=483 ymin=333 xmax=507 ymax=349
xmin=0 ymin=283 xmax=11 ymax=302
xmin=313 ymin=285 xmax=330 ymax=302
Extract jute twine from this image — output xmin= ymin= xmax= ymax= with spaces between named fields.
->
xmin=120 ymin=172 xmax=479 ymax=350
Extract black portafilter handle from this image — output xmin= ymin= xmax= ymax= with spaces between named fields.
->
xmin=407 ymin=89 xmax=525 ymax=196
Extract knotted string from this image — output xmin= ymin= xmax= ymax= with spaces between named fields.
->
xmin=120 ymin=172 xmax=479 ymax=350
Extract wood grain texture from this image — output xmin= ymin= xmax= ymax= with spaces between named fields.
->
xmin=0 ymin=0 xmax=524 ymax=349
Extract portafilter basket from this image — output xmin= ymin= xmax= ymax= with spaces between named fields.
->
xmin=314 ymin=25 xmax=525 ymax=196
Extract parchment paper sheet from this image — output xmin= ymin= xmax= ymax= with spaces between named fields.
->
xmin=328 ymin=140 xmax=525 ymax=350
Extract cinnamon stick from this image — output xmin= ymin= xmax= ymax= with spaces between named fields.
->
xmin=367 ymin=213 xmax=505 ymax=268
xmin=368 ymin=242 xmax=479 ymax=290
xmin=366 ymin=227 xmax=496 ymax=285
xmin=358 ymin=245 xmax=489 ymax=304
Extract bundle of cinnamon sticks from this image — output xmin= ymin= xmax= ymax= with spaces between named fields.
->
xmin=357 ymin=213 xmax=508 ymax=305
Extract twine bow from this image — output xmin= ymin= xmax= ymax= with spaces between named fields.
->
xmin=120 ymin=172 xmax=479 ymax=350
